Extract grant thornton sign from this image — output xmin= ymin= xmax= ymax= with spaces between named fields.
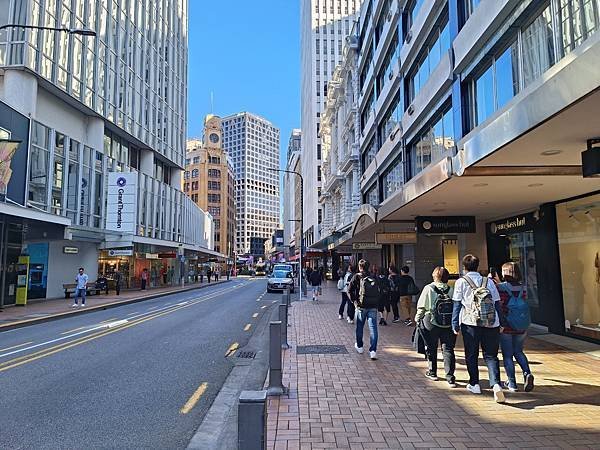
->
xmin=106 ymin=172 xmax=137 ymax=233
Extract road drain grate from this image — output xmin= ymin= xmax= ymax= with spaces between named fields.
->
xmin=237 ymin=351 xmax=257 ymax=359
xmin=296 ymin=345 xmax=348 ymax=355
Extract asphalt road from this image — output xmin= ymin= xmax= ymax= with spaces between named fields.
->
xmin=0 ymin=278 xmax=282 ymax=450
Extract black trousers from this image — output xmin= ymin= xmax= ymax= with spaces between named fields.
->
xmin=338 ymin=292 xmax=355 ymax=319
xmin=425 ymin=326 xmax=456 ymax=380
xmin=461 ymin=324 xmax=501 ymax=387
xmin=390 ymin=292 xmax=400 ymax=319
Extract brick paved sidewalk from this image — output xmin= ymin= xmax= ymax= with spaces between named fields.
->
xmin=0 ymin=279 xmax=232 ymax=329
xmin=267 ymin=283 xmax=600 ymax=450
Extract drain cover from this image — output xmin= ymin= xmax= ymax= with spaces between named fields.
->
xmin=237 ymin=351 xmax=257 ymax=359
xmin=296 ymin=345 xmax=348 ymax=355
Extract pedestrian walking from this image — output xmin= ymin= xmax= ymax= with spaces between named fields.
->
xmin=168 ymin=266 xmax=175 ymax=285
xmin=452 ymin=254 xmax=505 ymax=403
xmin=398 ymin=266 xmax=418 ymax=326
xmin=415 ymin=267 xmax=457 ymax=387
xmin=309 ymin=267 xmax=322 ymax=301
xmin=140 ymin=268 xmax=148 ymax=290
xmin=388 ymin=265 xmax=401 ymax=323
xmin=199 ymin=268 xmax=205 ymax=283
xmin=73 ymin=267 xmax=88 ymax=308
xmin=348 ymin=259 xmax=380 ymax=360
xmin=207 ymin=267 xmax=212 ymax=283
xmin=497 ymin=262 xmax=534 ymax=392
xmin=338 ymin=265 xmax=355 ymax=323
xmin=377 ymin=268 xmax=392 ymax=326
xmin=114 ymin=270 xmax=123 ymax=295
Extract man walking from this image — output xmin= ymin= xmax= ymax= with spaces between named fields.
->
xmin=73 ymin=267 xmax=88 ymax=308
xmin=452 ymin=254 xmax=505 ymax=403
xmin=348 ymin=259 xmax=380 ymax=360
xmin=398 ymin=266 xmax=417 ymax=325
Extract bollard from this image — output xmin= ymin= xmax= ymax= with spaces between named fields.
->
xmin=282 ymin=289 xmax=291 ymax=307
xmin=279 ymin=303 xmax=290 ymax=349
xmin=238 ymin=390 xmax=267 ymax=450
xmin=267 ymin=321 xmax=285 ymax=396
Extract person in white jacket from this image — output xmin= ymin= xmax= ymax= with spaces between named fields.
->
xmin=338 ymin=265 xmax=355 ymax=323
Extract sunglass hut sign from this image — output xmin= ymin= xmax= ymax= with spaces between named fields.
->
xmin=489 ymin=213 xmax=535 ymax=235
xmin=106 ymin=172 xmax=137 ymax=233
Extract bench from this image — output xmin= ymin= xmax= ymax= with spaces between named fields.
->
xmin=62 ymin=282 xmax=102 ymax=299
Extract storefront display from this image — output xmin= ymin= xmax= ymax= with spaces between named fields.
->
xmin=556 ymin=193 xmax=600 ymax=341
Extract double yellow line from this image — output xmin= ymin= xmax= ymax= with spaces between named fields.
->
xmin=0 ymin=284 xmax=243 ymax=373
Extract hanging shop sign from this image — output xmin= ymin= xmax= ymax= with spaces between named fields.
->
xmin=108 ymin=249 xmax=133 ymax=257
xmin=145 ymin=253 xmax=159 ymax=259
xmin=158 ymin=252 xmax=177 ymax=259
xmin=352 ymin=242 xmax=382 ymax=250
xmin=375 ymin=232 xmax=417 ymax=244
xmin=488 ymin=213 xmax=536 ymax=235
xmin=106 ymin=172 xmax=138 ymax=233
xmin=63 ymin=246 xmax=79 ymax=254
xmin=416 ymin=216 xmax=476 ymax=234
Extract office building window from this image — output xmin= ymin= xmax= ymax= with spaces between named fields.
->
xmin=382 ymin=157 xmax=403 ymax=201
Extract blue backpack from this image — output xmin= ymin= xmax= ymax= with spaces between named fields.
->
xmin=501 ymin=283 xmax=531 ymax=331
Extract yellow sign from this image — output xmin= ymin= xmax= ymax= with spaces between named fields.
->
xmin=375 ymin=232 xmax=417 ymax=244
xmin=15 ymin=255 xmax=30 ymax=305
xmin=442 ymin=239 xmax=459 ymax=275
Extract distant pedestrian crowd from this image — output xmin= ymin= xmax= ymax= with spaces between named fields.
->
xmin=306 ymin=253 xmax=534 ymax=404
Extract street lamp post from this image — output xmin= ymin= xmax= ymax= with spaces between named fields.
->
xmin=0 ymin=24 xmax=96 ymax=36
xmin=268 ymin=167 xmax=304 ymax=298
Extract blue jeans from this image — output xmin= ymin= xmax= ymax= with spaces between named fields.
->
xmin=75 ymin=288 xmax=86 ymax=304
xmin=355 ymin=308 xmax=378 ymax=352
xmin=500 ymin=332 xmax=531 ymax=385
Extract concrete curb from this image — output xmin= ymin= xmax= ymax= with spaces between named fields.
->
xmin=0 ymin=280 xmax=232 ymax=332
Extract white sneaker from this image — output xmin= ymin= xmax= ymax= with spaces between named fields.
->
xmin=493 ymin=384 xmax=506 ymax=403
xmin=80 ymin=304 xmax=86 ymax=308
xmin=369 ymin=351 xmax=377 ymax=360
xmin=467 ymin=384 xmax=481 ymax=394
xmin=338 ymin=314 xmax=343 ymax=320
xmin=354 ymin=343 xmax=364 ymax=354
xmin=347 ymin=317 xmax=353 ymax=324
xmin=71 ymin=303 xmax=78 ymax=308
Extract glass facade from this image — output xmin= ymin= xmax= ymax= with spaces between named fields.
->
xmin=407 ymin=107 xmax=453 ymax=179
xmin=556 ymin=193 xmax=600 ymax=341
xmin=469 ymin=0 xmax=599 ymax=129
xmin=1 ymin=0 xmax=188 ymax=167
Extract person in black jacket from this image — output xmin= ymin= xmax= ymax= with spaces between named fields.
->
xmin=348 ymin=259 xmax=380 ymax=360
xmin=309 ymin=267 xmax=322 ymax=301
xmin=398 ymin=266 xmax=417 ymax=326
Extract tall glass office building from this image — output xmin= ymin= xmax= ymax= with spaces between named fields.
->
xmin=0 ymin=0 xmax=215 ymax=303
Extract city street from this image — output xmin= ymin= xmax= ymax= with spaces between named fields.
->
xmin=0 ymin=278 xmax=278 ymax=449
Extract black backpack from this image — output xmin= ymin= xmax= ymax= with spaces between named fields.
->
xmin=358 ymin=275 xmax=381 ymax=309
xmin=431 ymin=286 xmax=453 ymax=328
xmin=389 ymin=274 xmax=400 ymax=293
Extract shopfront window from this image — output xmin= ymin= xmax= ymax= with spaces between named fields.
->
xmin=556 ymin=193 xmax=600 ymax=340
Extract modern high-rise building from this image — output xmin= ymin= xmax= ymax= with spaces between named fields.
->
xmin=221 ymin=112 xmax=280 ymax=256
xmin=0 ymin=0 xmax=214 ymax=302
xmin=300 ymin=0 xmax=363 ymax=249
xmin=185 ymin=115 xmax=236 ymax=260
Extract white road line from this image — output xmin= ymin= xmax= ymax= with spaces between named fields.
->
xmin=106 ymin=319 xmax=129 ymax=328
xmin=175 ymin=301 xmax=189 ymax=306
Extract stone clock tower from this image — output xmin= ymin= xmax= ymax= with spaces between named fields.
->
xmin=184 ymin=114 xmax=235 ymax=264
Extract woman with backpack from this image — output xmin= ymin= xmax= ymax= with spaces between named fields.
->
xmin=415 ymin=267 xmax=457 ymax=387
xmin=338 ymin=265 xmax=355 ymax=323
xmin=497 ymin=262 xmax=534 ymax=392
xmin=388 ymin=266 xmax=401 ymax=323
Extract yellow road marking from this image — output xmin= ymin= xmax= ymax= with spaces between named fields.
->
xmin=225 ymin=342 xmax=239 ymax=357
xmin=0 ymin=341 xmax=33 ymax=353
xmin=244 ymin=324 xmax=251 ymax=331
xmin=180 ymin=382 xmax=208 ymax=414
xmin=252 ymin=313 xmax=258 ymax=318
xmin=0 ymin=285 xmax=242 ymax=373
xmin=60 ymin=326 xmax=87 ymax=335
xmin=100 ymin=318 xmax=118 ymax=324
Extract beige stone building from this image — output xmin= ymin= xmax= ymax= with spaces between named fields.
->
xmin=185 ymin=116 xmax=235 ymax=259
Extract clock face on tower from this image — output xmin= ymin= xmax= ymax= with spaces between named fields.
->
xmin=209 ymin=133 xmax=220 ymax=144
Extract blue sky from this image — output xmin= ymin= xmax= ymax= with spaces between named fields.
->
xmin=187 ymin=1 xmax=301 ymax=171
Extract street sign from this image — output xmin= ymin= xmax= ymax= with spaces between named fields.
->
xmin=352 ymin=242 xmax=382 ymax=250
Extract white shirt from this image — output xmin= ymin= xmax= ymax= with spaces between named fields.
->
xmin=452 ymin=272 xmax=500 ymax=327
xmin=342 ymin=272 xmax=352 ymax=294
